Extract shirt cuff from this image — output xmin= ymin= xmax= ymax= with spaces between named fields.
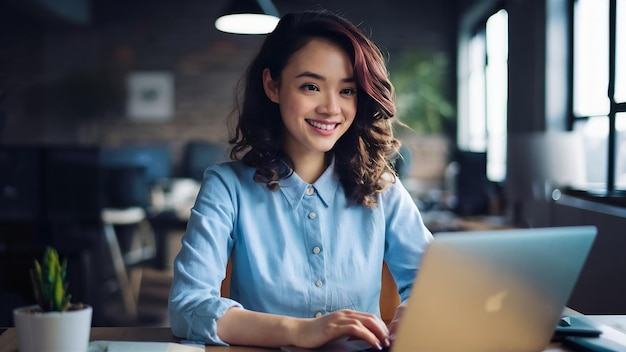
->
xmin=187 ymin=297 xmax=243 ymax=345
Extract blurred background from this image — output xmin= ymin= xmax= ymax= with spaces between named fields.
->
xmin=1 ymin=0 xmax=626 ymax=328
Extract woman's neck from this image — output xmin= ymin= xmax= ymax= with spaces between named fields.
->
xmin=290 ymin=152 xmax=330 ymax=184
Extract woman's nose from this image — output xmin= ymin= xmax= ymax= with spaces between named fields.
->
xmin=317 ymin=94 xmax=341 ymax=115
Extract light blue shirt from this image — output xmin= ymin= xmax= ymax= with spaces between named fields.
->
xmin=168 ymin=160 xmax=433 ymax=345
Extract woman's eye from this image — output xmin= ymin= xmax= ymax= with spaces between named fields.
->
xmin=341 ymin=88 xmax=356 ymax=96
xmin=302 ymin=84 xmax=319 ymax=91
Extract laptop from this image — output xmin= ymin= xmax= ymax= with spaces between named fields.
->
xmin=282 ymin=225 xmax=597 ymax=352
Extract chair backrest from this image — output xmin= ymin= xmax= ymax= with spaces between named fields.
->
xmin=101 ymin=165 xmax=149 ymax=209
xmin=180 ymin=141 xmax=228 ymax=181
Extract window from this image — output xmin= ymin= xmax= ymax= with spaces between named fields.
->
xmin=458 ymin=9 xmax=509 ymax=183
xmin=572 ymin=0 xmax=626 ymax=193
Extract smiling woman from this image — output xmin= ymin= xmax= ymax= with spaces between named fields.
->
xmin=167 ymin=9 xmax=433 ymax=350
xmin=229 ymin=10 xmax=398 ymax=207
xmin=261 ymin=38 xmax=357 ymax=182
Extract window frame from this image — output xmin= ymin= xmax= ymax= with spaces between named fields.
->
xmin=571 ymin=0 xmax=626 ymax=196
xmin=457 ymin=2 xmax=508 ymax=184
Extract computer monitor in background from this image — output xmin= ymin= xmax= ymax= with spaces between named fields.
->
xmin=100 ymin=145 xmax=172 ymax=186
xmin=453 ymin=150 xmax=491 ymax=216
xmin=180 ymin=140 xmax=227 ymax=181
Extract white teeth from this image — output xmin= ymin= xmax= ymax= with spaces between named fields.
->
xmin=307 ymin=120 xmax=337 ymax=130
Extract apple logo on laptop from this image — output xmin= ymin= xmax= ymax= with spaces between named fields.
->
xmin=485 ymin=290 xmax=508 ymax=312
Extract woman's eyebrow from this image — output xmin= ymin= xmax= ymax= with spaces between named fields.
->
xmin=295 ymin=71 xmax=324 ymax=80
xmin=295 ymin=71 xmax=356 ymax=83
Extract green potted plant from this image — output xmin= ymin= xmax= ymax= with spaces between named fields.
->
xmin=13 ymin=246 xmax=93 ymax=352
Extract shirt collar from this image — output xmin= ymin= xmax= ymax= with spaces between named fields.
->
xmin=279 ymin=158 xmax=339 ymax=210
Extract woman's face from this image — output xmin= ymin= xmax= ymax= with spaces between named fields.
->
xmin=263 ymin=38 xmax=357 ymax=160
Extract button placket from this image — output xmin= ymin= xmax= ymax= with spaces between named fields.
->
xmin=301 ymin=185 xmax=326 ymax=318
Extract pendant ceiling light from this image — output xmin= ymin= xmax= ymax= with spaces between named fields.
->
xmin=215 ymin=0 xmax=280 ymax=34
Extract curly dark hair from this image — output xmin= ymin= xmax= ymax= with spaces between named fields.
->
xmin=229 ymin=9 xmax=401 ymax=207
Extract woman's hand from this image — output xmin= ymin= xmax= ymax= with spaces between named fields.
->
xmin=387 ymin=300 xmax=408 ymax=340
xmin=218 ymin=307 xmax=389 ymax=349
xmin=291 ymin=309 xmax=390 ymax=350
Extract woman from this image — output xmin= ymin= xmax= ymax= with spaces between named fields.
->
xmin=168 ymin=9 xmax=433 ymax=350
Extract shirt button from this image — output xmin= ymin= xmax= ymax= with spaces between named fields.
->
xmin=308 ymin=212 xmax=316 ymax=219
xmin=315 ymin=280 xmax=323 ymax=287
xmin=314 ymin=312 xmax=323 ymax=318
xmin=306 ymin=187 xmax=314 ymax=196
xmin=312 ymin=246 xmax=321 ymax=254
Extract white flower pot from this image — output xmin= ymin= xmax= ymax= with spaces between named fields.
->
xmin=13 ymin=304 xmax=93 ymax=352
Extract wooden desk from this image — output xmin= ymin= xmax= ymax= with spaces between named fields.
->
xmin=0 ymin=327 xmax=272 ymax=352
xmin=2 ymin=318 xmax=626 ymax=352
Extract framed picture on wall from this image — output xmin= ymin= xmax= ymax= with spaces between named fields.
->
xmin=126 ymin=71 xmax=174 ymax=121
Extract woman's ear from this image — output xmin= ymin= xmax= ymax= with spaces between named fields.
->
xmin=262 ymin=68 xmax=279 ymax=104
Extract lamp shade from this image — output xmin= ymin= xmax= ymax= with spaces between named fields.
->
xmin=215 ymin=0 xmax=280 ymax=34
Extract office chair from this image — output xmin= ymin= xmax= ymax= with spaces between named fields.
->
xmin=100 ymin=163 xmax=157 ymax=319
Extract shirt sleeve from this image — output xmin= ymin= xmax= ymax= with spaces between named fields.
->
xmin=382 ymin=178 xmax=434 ymax=302
xmin=168 ymin=165 xmax=243 ymax=345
